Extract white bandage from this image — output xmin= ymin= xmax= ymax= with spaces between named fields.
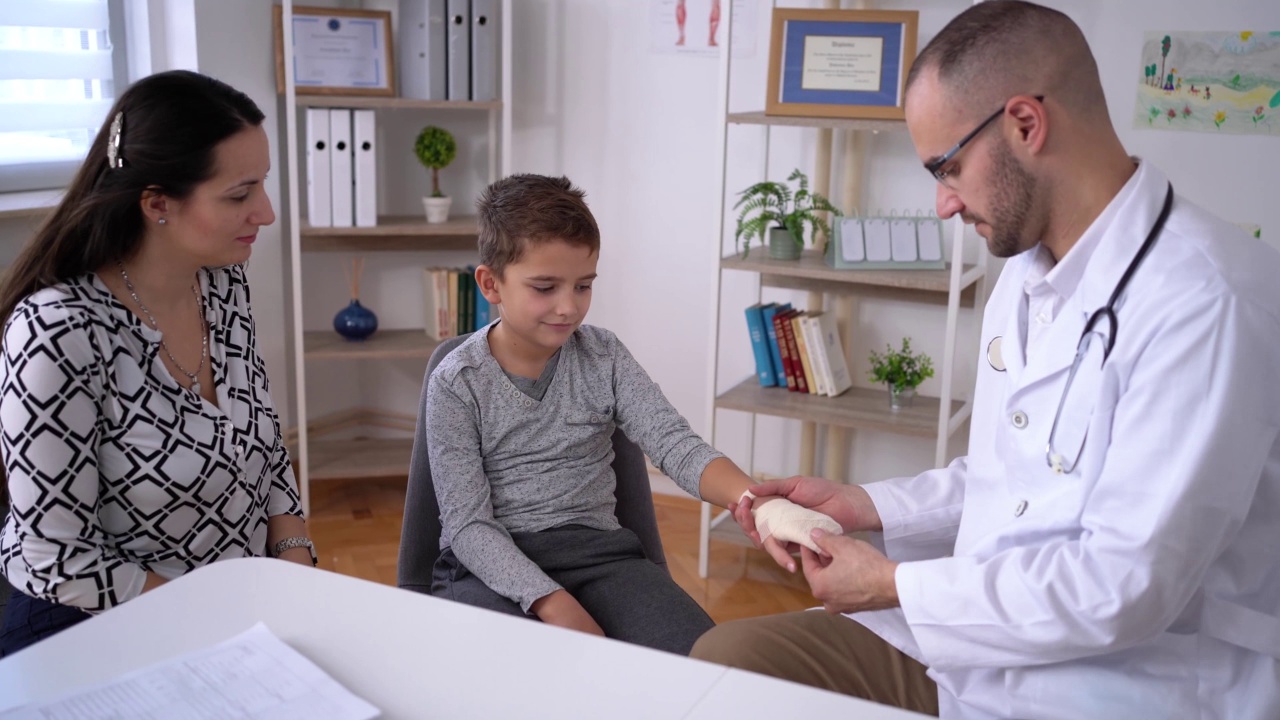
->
xmin=742 ymin=490 xmax=842 ymax=553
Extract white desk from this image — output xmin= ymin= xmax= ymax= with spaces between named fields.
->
xmin=0 ymin=559 xmax=927 ymax=719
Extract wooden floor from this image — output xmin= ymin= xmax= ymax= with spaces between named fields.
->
xmin=307 ymin=476 xmax=817 ymax=623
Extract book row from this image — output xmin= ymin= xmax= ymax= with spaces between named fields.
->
xmin=745 ymin=303 xmax=853 ymax=397
xmin=423 ymin=267 xmax=492 ymax=340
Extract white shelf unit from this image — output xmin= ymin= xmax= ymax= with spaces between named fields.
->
xmin=278 ymin=0 xmax=513 ymax=514
xmin=698 ymin=2 xmax=991 ymax=577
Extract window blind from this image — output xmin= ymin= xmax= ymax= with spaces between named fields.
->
xmin=0 ymin=1 xmax=117 ymax=191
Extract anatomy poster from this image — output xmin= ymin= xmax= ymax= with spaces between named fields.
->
xmin=1134 ymin=31 xmax=1280 ymax=136
xmin=650 ymin=0 xmax=757 ymax=58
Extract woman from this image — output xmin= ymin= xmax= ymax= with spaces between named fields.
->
xmin=0 ymin=70 xmax=312 ymax=656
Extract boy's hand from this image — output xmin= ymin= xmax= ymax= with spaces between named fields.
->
xmin=735 ymin=476 xmax=882 ymax=536
xmin=530 ymin=590 xmax=606 ymax=637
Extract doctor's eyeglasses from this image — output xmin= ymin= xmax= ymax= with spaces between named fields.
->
xmin=925 ymin=95 xmax=1045 ymax=188
xmin=1045 ymin=308 xmax=1116 ymax=475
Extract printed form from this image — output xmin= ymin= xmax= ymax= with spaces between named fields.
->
xmin=1 ymin=623 xmax=379 ymax=720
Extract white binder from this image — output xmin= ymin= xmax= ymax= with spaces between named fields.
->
xmin=470 ymin=0 xmax=498 ymax=101
xmin=399 ymin=0 xmax=448 ymax=100
xmin=304 ymin=108 xmax=331 ymax=227
xmin=353 ymin=110 xmax=377 ymax=227
xmin=446 ymin=0 xmax=471 ymax=100
xmin=329 ymin=109 xmax=354 ymax=228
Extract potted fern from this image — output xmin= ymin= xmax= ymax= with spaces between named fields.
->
xmin=868 ymin=337 xmax=934 ymax=410
xmin=414 ymin=125 xmax=458 ymax=224
xmin=733 ymin=168 xmax=841 ymax=260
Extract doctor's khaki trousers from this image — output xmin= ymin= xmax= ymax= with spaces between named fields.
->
xmin=692 ymin=609 xmax=939 ymax=716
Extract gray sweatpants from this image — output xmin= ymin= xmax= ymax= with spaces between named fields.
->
xmin=431 ymin=525 xmax=714 ymax=655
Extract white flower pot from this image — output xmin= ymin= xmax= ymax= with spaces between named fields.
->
xmin=422 ymin=196 xmax=452 ymax=224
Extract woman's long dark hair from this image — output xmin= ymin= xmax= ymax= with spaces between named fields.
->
xmin=0 ymin=70 xmax=264 ymax=504
xmin=0 ymin=70 xmax=265 ymax=330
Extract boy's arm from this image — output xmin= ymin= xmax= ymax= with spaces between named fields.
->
xmin=606 ymin=334 xmax=754 ymax=508
xmin=422 ymin=375 xmax=562 ymax=613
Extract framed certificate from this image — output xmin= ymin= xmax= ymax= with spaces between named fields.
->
xmin=766 ymin=9 xmax=918 ymax=120
xmin=274 ymin=6 xmax=396 ymax=97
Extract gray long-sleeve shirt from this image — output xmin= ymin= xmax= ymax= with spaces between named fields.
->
xmin=423 ymin=323 xmax=723 ymax=612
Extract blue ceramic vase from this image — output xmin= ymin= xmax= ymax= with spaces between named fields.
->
xmin=333 ymin=299 xmax=378 ymax=341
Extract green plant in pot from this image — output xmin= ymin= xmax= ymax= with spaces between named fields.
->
xmin=414 ymin=125 xmax=458 ymax=224
xmin=868 ymin=337 xmax=934 ymax=410
xmin=733 ymin=168 xmax=841 ymax=260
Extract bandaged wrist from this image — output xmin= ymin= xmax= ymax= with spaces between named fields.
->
xmin=742 ymin=490 xmax=842 ymax=553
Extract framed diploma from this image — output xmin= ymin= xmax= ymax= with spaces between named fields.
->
xmin=274 ymin=6 xmax=395 ymax=97
xmin=765 ymin=9 xmax=919 ymax=120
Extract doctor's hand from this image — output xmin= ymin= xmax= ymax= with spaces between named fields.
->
xmin=801 ymin=530 xmax=900 ymax=614
xmin=732 ymin=476 xmax=881 ymax=546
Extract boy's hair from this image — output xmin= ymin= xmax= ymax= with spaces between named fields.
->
xmin=477 ymin=174 xmax=601 ymax=278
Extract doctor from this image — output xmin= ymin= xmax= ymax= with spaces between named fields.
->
xmin=692 ymin=2 xmax=1280 ymax=719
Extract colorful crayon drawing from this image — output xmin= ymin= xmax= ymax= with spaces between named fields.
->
xmin=1134 ymin=31 xmax=1280 ymax=136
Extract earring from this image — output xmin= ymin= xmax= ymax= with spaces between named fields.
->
xmin=158 ymin=218 xmax=167 ymax=225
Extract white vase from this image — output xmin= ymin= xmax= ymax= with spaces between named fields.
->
xmin=422 ymin=196 xmax=452 ymax=224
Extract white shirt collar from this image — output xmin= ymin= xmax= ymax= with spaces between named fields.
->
xmin=1024 ymin=158 xmax=1146 ymax=306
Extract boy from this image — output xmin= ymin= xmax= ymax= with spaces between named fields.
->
xmin=415 ymin=174 xmax=799 ymax=655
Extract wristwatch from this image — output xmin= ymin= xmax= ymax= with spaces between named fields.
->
xmin=271 ymin=536 xmax=318 ymax=566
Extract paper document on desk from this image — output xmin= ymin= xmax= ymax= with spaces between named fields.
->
xmin=0 ymin=622 xmax=379 ymax=720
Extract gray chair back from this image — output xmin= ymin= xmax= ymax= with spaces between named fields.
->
xmin=396 ymin=333 xmax=667 ymax=596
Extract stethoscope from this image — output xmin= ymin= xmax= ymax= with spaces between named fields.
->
xmin=986 ymin=182 xmax=1175 ymax=474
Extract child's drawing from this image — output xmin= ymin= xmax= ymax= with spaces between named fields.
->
xmin=1134 ymin=31 xmax=1280 ymax=136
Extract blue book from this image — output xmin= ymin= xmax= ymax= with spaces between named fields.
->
xmin=744 ymin=304 xmax=777 ymax=387
xmin=761 ymin=302 xmax=790 ymax=383
xmin=473 ymin=278 xmax=491 ymax=330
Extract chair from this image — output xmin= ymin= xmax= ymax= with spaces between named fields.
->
xmin=396 ymin=333 xmax=668 ymax=596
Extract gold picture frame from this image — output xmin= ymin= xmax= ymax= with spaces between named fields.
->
xmin=274 ymin=5 xmax=396 ymax=97
xmin=766 ymin=9 xmax=919 ymax=120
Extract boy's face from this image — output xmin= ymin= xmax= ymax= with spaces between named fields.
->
xmin=481 ymin=238 xmax=598 ymax=355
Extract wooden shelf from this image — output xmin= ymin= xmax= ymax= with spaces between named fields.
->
xmin=300 ymin=215 xmax=479 ymax=252
xmin=304 ymin=329 xmax=439 ymax=360
xmin=722 ymin=250 xmax=980 ymax=306
xmin=296 ymin=96 xmax=500 ymax=111
xmin=304 ymin=437 xmax=413 ymax=481
xmin=727 ymin=111 xmax=906 ymax=133
xmin=715 ymin=378 xmax=964 ymax=438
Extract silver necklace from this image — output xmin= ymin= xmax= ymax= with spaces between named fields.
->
xmin=118 ymin=262 xmax=209 ymax=396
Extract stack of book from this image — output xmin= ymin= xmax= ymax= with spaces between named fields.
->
xmin=423 ymin=267 xmax=492 ymax=340
xmin=745 ymin=303 xmax=853 ymax=397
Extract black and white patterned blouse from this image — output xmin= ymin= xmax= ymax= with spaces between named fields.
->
xmin=0 ymin=264 xmax=302 ymax=613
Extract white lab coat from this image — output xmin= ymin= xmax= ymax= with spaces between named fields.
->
xmin=853 ymin=162 xmax=1280 ymax=720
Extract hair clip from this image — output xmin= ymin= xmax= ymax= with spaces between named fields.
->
xmin=106 ymin=111 xmax=124 ymax=169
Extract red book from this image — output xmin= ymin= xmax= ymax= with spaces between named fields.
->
xmin=779 ymin=309 xmax=808 ymax=394
xmin=771 ymin=309 xmax=798 ymax=391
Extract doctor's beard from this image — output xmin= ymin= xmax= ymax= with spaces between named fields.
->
xmin=973 ymin=135 xmax=1038 ymax=258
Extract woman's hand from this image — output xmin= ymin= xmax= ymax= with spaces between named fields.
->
xmin=277 ymin=547 xmax=316 ymax=567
